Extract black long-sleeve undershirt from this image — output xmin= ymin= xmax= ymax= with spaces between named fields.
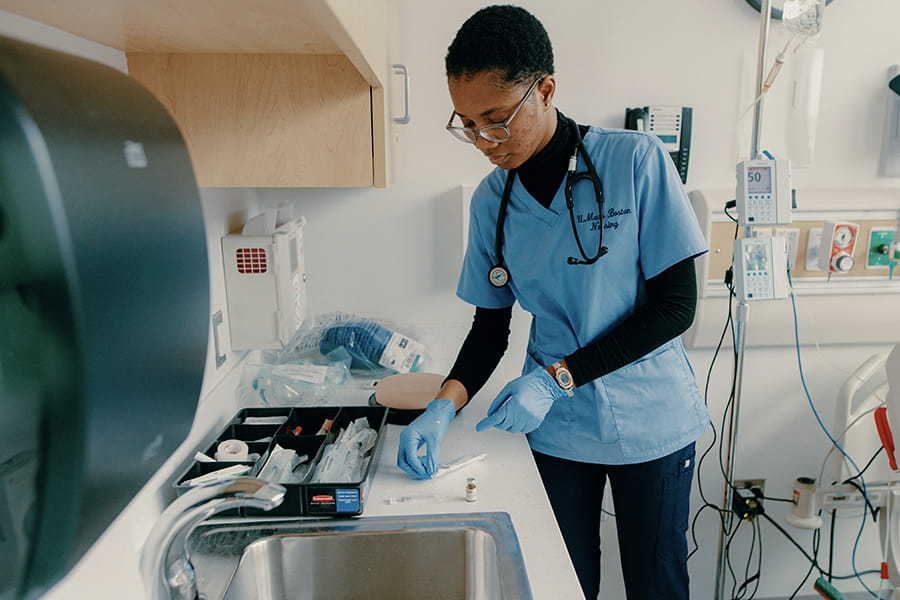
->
xmin=446 ymin=258 xmax=697 ymax=399
xmin=566 ymin=257 xmax=697 ymax=386
xmin=445 ymin=112 xmax=699 ymax=400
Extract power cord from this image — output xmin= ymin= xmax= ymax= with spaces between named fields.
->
xmin=725 ymin=516 xmax=747 ymax=598
xmin=788 ymin=528 xmax=821 ymax=600
xmin=733 ymin=516 xmax=763 ymax=599
xmin=843 ymin=446 xmax=885 ymax=485
xmin=688 ymin=229 xmax=739 ymax=561
xmin=759 ymin=509 xmax=881 ymax=582
xmin=837 ymin=446 xmax=884 ymax=523
xmin=689 ymin=207 xmax=770 ymax=597
xmin=788 ymin=271 xmax=878 ymax=597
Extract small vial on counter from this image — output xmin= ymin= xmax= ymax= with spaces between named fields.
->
xmin=465 ymin=477 xmax=478 ymax=502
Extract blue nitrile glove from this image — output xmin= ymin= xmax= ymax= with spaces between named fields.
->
xmin=397 ymin=398 xmax=456 ymax=479
xmin=476 ymin=367 xmax=567 ymax=434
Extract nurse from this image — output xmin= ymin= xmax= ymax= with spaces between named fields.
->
xmin=397 ymin=5 xmax=710 ymax=599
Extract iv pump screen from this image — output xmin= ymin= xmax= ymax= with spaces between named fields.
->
xmin=746 ymin=166 xmax=772 ymax=194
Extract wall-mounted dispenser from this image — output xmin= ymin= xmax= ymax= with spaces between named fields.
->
xmin=880 ymin=65 xmax=900 ymax=177
xmin=0 ymin=36 xmax=208 ymax=598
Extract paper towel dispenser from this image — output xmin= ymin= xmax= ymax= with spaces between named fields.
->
xmin=0 ymin=37 xmax=208 ymax=598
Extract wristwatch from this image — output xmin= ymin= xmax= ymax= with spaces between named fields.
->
xmin=547 ymin=361 xmax=575 ymax=396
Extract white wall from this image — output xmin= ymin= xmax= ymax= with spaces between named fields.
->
xmin=3 ymin=0 xmax=899 ymax=598
xmin=265 ymin=0 xmax=900 ymax=324
xmin=258 ymin=2 xmax=900 ymax=598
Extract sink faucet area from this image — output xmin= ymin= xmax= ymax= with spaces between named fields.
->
xmin=140 ymin=476 xmax=532 ymax=600
xmin=140 ymin=478 xmax=287 ymax=600
xmin=186 ymin=511 xmax=532 ymax=600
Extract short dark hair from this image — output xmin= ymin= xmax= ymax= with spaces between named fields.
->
xmin=445 ymin=5 xmax=554 ymax=87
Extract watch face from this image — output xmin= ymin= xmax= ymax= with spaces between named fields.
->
xmin=556 ymin=367 xmax=574 ymax=389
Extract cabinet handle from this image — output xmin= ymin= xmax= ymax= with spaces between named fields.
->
xmin=392 ymin=64 xmax=410 ymax=125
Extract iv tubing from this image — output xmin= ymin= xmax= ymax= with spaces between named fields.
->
xmin=789 ymin=272 xmax=878 ymax=598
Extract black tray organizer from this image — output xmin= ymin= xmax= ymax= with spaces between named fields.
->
xmin=174 ymin=405 xmax=389 ymax=517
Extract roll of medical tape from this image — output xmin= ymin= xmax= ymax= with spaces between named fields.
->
xmin=215 ymin=439 xmax=249 ymax=462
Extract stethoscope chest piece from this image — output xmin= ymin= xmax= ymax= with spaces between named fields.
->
xmin=486 ymin=114 xmax=605 ymax=288
xmin=488 ymin=265 xmax=510 ymax=288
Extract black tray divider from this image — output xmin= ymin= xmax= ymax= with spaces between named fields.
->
xmin=175 ymin=405 xmax=387 ymax=518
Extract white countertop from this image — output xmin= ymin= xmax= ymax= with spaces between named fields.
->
xmin=360 ymin=390 xmax=585 ymax=600
xmin=42 ymin=365 xmax=584 ymax=600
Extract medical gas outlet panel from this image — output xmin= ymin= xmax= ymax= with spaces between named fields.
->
xmin=685 ymin=189 xmax=900 ymax=348
xmin=816 ymin=221 xmax=860 ymax=273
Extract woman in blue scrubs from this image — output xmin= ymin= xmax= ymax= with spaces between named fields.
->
xmin=397 ymin=5 xmax=710 ymax=599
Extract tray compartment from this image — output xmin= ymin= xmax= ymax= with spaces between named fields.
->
xmin=173 ymin=405 xmax=387 ymax=517
xmin=243 ymin=434 xmax=326 ymax=517
xmin=276 ymin=406 xmax=341 ymax=438
xmin=302 ymin=406 xmax=388 ymax=516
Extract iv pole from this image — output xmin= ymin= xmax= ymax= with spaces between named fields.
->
xmin=713 ymin=1 xmax=771 ymax=598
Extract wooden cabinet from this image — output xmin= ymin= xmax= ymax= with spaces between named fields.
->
xmin=0 ymin=0 xmax=402 ymax=188
xmin=127 ymin=53 xmax=375 ymax=187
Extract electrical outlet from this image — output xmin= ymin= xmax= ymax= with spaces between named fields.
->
xmin=733 ymin=478 xmax=766 ymax=520
xmin=734 ymin=478 xmax=765 ymax=497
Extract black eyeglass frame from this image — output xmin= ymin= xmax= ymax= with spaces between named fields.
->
xmin=445 ymin=77 xmax=544 ymax=144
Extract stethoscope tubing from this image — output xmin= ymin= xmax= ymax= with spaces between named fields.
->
xmin=489 ymin=114 xmax=607 ymax=287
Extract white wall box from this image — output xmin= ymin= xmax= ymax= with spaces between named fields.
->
xmin=222 ymin=214 xmax=307 ymax=350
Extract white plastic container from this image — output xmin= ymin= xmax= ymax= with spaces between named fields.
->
xmin=222 ymin=210 xmax=307 ymax=350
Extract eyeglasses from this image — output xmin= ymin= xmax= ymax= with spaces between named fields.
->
xmin=446 ymin=77 xmax=543 ymax=144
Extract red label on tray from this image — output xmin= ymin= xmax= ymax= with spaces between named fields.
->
xmin=311 ymin=495 xmax=335 ymax=503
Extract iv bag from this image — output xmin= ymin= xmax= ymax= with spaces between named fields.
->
xmin=782 ymin=0 xmax=825 ymax=36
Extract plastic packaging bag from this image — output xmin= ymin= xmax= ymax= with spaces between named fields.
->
xmin=319 ymin=320 xmax=424 ymax=373
xmin=239 ymin=312 xmax=426 ymax=408
xmin=273 ymin=311 xmax=426 ymax=376
xmin=782 ymin=0 xmax=825 ymax=37
xmin=310 ymin=417 xmax=377 ymax=483
xmin=257 ymin=444 xmax=310 ymax=484
xmin=239 ymin=354 xmax=353 ymax=407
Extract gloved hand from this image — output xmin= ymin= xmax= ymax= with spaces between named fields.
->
xmin=475 ymin=366 xmax=567 ymax=434
xmin=397 ymin=398 xmax=456 ymax=479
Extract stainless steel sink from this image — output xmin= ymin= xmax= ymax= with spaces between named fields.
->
xmin=187 ymin=512 xmax=532 ymax=600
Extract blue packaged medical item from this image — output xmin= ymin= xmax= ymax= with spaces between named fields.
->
xmin=320 ymin=320 xmax=422 ymax=373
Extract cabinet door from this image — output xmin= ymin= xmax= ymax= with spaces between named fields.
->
xmin=128 ymin=53 xmax=374 ymax=187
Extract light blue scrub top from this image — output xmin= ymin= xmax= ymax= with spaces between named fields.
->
xmin=457 ymin=127 xmax=711 ymax=465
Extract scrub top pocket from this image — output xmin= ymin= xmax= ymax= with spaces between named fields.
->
xmin=601 ymin=339 xmax=708 ymax=461
xmin=526 ymin=346 xmax=623 ymax=462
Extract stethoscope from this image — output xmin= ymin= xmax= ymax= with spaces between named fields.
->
xmin=488 ymin=114 xmax=608 ymax=288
